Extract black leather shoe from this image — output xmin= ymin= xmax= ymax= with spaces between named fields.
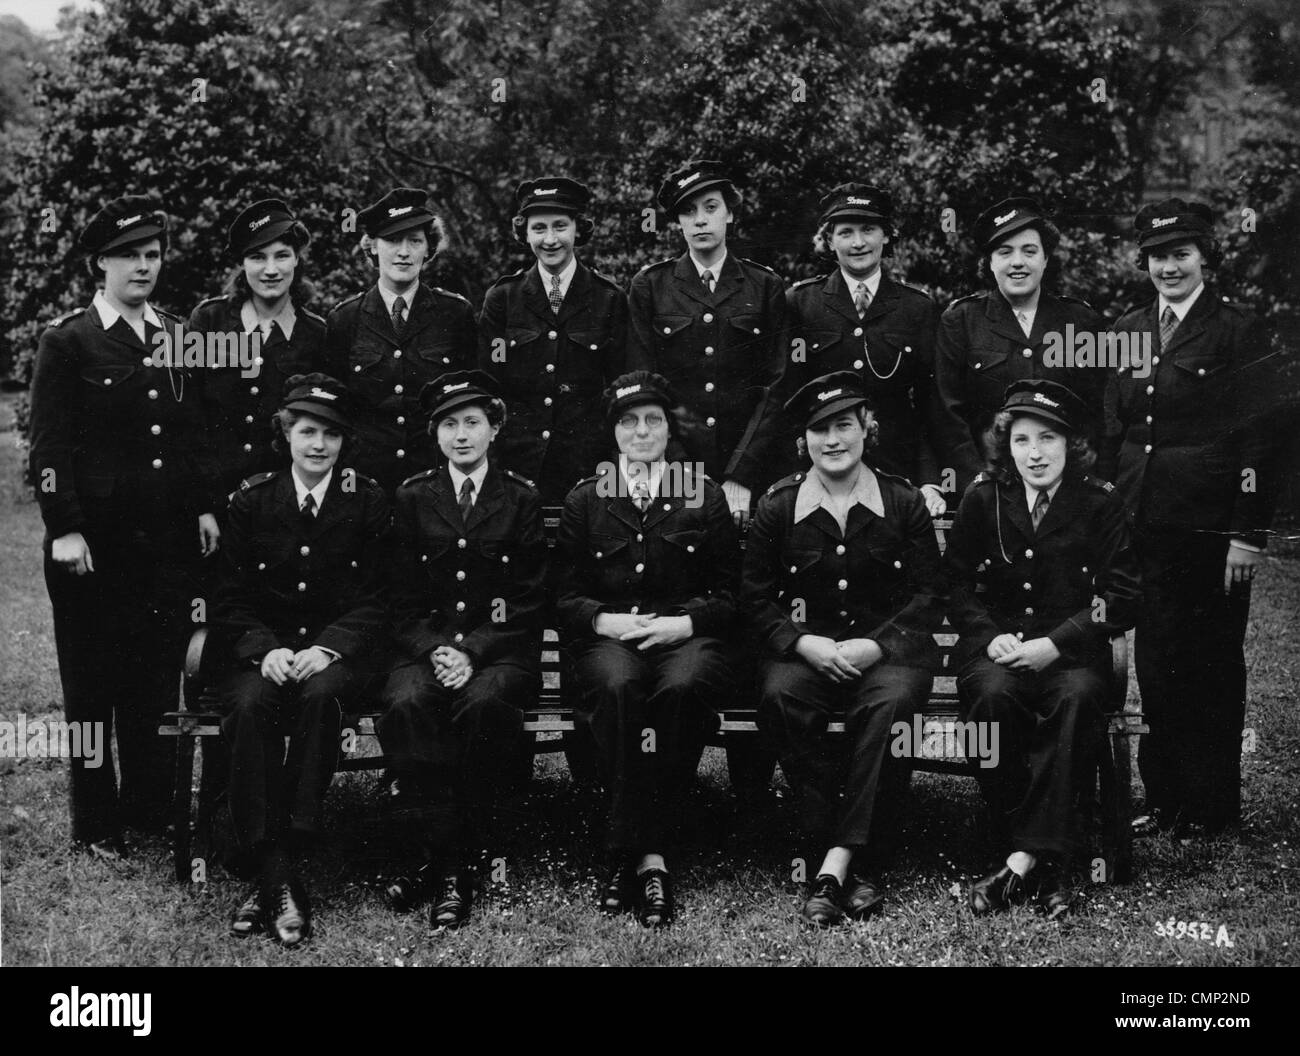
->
xmin=636 ymin=868 xmax=675 ymax=928
xmin=229 ymin=886 xmax=264 ymax=937
xmin=384 ymin=861 xmax=437 ymax=913
xmin=843 ymin=872 xmax=885 ymax=920
xmin=969 ymin=866 xmax=1027 ymax=915
xmin=265 ymin=881 xmax=311 ymax=947
xmin=430 ymin=871 xmax=473 ymax=929
xmin=599 ymin=858 xmax=634 ymax=915
xmin=1131 ymin=808 xmax=1171 ymax=837
xmin=801 ymin=874 xmax=845 ymax=927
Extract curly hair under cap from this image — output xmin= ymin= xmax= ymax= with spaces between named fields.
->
xmin=223 ymin=222 xmax=317 ymax=304
xmin=794 ymin=403 xmax=880 ymax=462
xmin=982 ymin=408 xmax=1095 ymax=486
xmin=269 ymin=407 xmax=356 ymax=458
xmin=811 ymin=219 xmax=895 ymax=260
xmin=976 ymin=219 xmax=1063 ymax=289
xmin=426 ymin=396 xmax=507 ymax=436
xmin=1135 ymin=233 xmax=1222 ymax=271
xmin=360 ymin=215 xmax=447 ymax=258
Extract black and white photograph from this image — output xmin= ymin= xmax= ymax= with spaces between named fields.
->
xmin=0 ymin=0 xmax=1296 ymax=1000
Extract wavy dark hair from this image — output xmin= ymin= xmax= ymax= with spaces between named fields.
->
xmin=222 ymin=222 xmax=317 ymax=305
xmin=426 ymin=396 xmax=508 ymax=436
xmin=1135 ymin=234 xmax=1222 ymax=271
xmin=976 ymin=220 xmax=1063 ymax=290
xmin=983 ymin=408 xmax=1095 ymax=486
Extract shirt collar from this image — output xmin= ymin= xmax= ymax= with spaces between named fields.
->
xmin=689 ymin=249 xmax=727 ymax=282
xmin=793 ymin=465 xmax=884 ymax=523
xmin=1159 ymin=282 xmax=1205 ymax=322
xmin=619 ymin=454 xmax=665 ymax=499
xmin=377 ymin=282 xmax=417 ymax=316
xmin=93 ymin=290 xmax=162 ymax=334
xmin=447 ymin=460 xmax=489 ymax=503
xmin=537 ymin=257 xmax=578 ymax=299
xmin=292 ymin=466 xmax=333 ymax=512
xmin=1023 ymin=477 xmax=1063 ymax=513
xmin=240 ymin=298 xmax=297 ymax=340
xmin=840 ymin=268 xmax=882 ymax=300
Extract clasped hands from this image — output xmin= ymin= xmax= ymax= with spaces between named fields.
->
xmin=430 ymin=645 xmax=474 ymax=690
xmin=796 ymin=635 xmax=883 ymax=682
xmin=261 ymin=646 xmax=336 ymax=684
xmin=594 ymin=611 xmax=694 ymax=650
xmin=986 ymin=633 xmax=1060 ymax=672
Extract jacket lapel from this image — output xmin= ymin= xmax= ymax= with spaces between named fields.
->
xmin=400 ymin=282 xmax=441 ymax=345
xmin=555 ymin=264 xmax=593 ymax=326
xmin=1162 ymin=288 xmax=1213 ymax=356
xmin=671 ymin=253 xmax=714 ymax=309
xmin=998 ymin=479 xmax=1036 ymax=547
xmin=309 ymin=471 xmax=354 ymax=539
xmin=359 ymin=286 xmax=397 ymax=346
xmin=1029 ymin=291 xmax=1067 ymax=346
xmin=710 ymin=253 xmax=746 ymax=308
xmin=463 ymin=464 xmax=506 ymax=533
xmin=859 ymin=273 xmax=900 ymax=326
xmin=822 ymin=271 xmax=860 ymax=326
xmin=521 ymin=266 xmax=556 ymax=324
xmin=275 ymin=472 xmax=303 ymax=534
xmin=1032 ymin=476 xmax=1078 ymax=541
xmin=986 ymin=293 xmax=1030 ymax=345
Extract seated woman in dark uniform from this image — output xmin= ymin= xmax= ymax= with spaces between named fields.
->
xmin=213 ymin=374 xmax=390 ymax=946
xmin=378 ymin=371 xmax=546 ymax=930
xmin=189 ymin=199 xmax=326 ymax=499
xmin=744 ymin=372 xmax=943 ymax=927
xmin=944 ymin=380 xmax=1140 ymax=918
xmin=557 ymin=371 xmax=742 ymax=928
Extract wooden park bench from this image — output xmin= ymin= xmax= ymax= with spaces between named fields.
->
xmin=160 ymin=512 xmax=1146 ymax=885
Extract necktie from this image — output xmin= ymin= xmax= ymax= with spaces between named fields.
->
xmin=549 ymin=273 xmax=563 ymax=314
xmin=458 ymin=477 xmax=475 ymax=521
xmin=391 ymin=295 xmax=407 ymax=337
xmin=700 ymin=269 xmax=715 ymax=295
xmin=633 ymin=479 xmax=651 ymax=514
xmin=1016 ymin=310 xmax=1032 ymax=337
xmin=1031 ymin=489 xmax=1050 ymax=532
xmin=1159 ymin=306 xmax=1179 ymax=350
xmin=300 ymin=493 xmax=316 ymax=525
xmin=854 ymin=282 xmax=870 ymax=319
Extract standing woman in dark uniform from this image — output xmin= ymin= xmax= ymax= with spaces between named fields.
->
xmin=189 ymin=199 xmax=326 ymax=499
xmin=557 ymin=371 xmax=741 ymax=927
xmin=782 ymin=184 xmax=947 ymax=516
xmin=945 ymin=381 xmax=1140 ymax=917
xmin=744 ymin=372 xmax=943 ymax=927
xmin=478 ymin=177 xmax=629 ymax=505
xmin=29 ymin=196 xmax=221 ymax=858
xmin=214 ymin=374 xmax=390 ymax=946
xmin=934 ymin=197 xmax=1106 ymax=495
xmin=378 ymin=371 xmax=546 ymax=929
xmin=627 ymin=160 xmax=788 ymax=522
xmin=325 ymin=187 xmax=477 ymax=494
xmin=1104 ymin=200 xmax=1283 ymax=838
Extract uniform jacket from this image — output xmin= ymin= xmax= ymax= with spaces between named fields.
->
xmin=556 ymin=463 xmax=741 ymax=644
xmin=626 ymin=253 xmax=788 ymax=491
xmin=934 ymin=289 xmax=1106 ymax=493
xmin=478 ymin=261 xmax=629 ymax=502
xmin=1101 ymin=289 xmax=1281 ymax=546
xmin=29 ymin=303 xmax=219 ymax=546
xmin=187 ymin=294 xmax=326 ymax=497
xmin=943 ymin=473 xmax=1141 ymax=669
xmin=213 ymin=467 xmax=391 ymax=663
xmin=782 ymin=270 xmax=942 ymax=483
xmin=742 ymin=469 xmax=943 ymax=669
xmin=324 ymin=283 xmax=477 ymax=491
xmin=389 ymin=463 xmax=546 ymax=672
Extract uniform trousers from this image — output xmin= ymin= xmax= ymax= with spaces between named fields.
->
xmin=44 ymin=543 xmax=189 ymax=843
xmin=958 ymin=655 xmax=1107 ymax=859
xmin=1134 ymin=529 xmax=1250 ymax=831
xmin=377 ymin=661 xmax=531 ymax=854
xmin=570 ymin=637 xmax=733 ymax=852
xmin=759 ymin=660 xmax=931 ymax=853
xmin=218 ymin=662 xmax=360 ymax=854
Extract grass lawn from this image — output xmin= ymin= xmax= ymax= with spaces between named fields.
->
xmin=2 ymin=390 xmax=1297 ymax=967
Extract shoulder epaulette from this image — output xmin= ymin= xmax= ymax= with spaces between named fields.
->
xmin=1058 ymin=292 xmax=1096 ymax=311
xmin=971 ymin=471 xmax=996 ymax=486
xmin=874 ymin=467 xmax=916 ymax=489
xmin=339 ymin=468 xmax=381 ymax=490
xmin=765 ymin=471 xmax=805 ymax=497
xmin=193 ymin=295 xmax=227 ymax=311
xmin=486 ymin=267 xmax=530 ymax=291
xmin=49 ymin=307 xmax=86 ymax=328
xmin=1215 ymin=295 xmax=1253 ymax=316
xmin=300 ymin=307 xmax=327 ymax=324
xmin=637 ymin=258 xmax=675 ymax=276
xmin=1083 ymin=474 xmax=1115 ymax=493
xmin=330 ymin=291 xmax=364 ymax=314
xmin=431 ymin=285 xmax=472 ymax=306
xmin=588 ymin=268 xmax=625 ymax=292
xmin=791 ymin=274 xmax=828 ymax=290
xmin=947 ymin=291 xmax=984 ymax=311
xmin=399 ymin=468 xmax=438 ymax=489
xmin=239 ymin=471 xmax=277 ymax=491
xmin=156 ymin=306 xmax=183 ymax=325
xmin=894 ymin=279 xmax=935 ymax=299
xmin=738 ymin=256 xmax=780 ymax=277
xmin=503 ymin=468 xmax=537 ymax=490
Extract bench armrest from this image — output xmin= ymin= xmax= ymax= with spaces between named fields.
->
xmin=1109 ymin=632 xmax=1131 ymax=710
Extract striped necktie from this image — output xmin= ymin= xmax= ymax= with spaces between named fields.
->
xmin=549 ymin=273 xmax=563 ymax=314
xmin=854 ymin=282 xmax=870 ymax=319
xmin=1159 ymin=306 xmax=1179 ymax=350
